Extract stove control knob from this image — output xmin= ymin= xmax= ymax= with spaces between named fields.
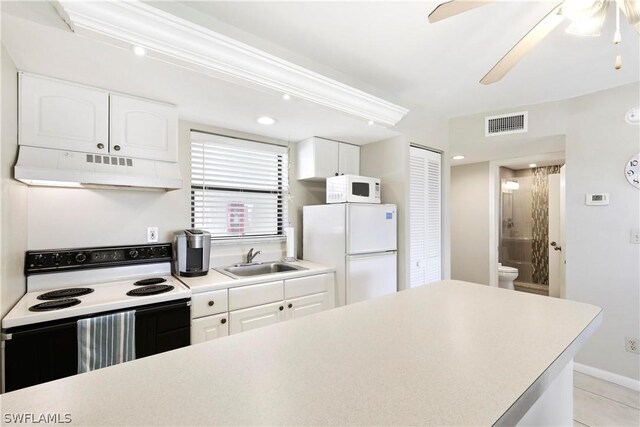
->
xmin=129 ymin=250 xmax=139 ymax=259
xmin=75 ymin=253 xmax=87 ymax=263
xmin=148 ymin=247 xmax=156 ymax=258
xmin=34 ymin=254 xmax=45 ymax=266
xmin=158 ymin=246 xmax=168 ymax=257
xmin=51 ymin=254 xmax=61 ymax=265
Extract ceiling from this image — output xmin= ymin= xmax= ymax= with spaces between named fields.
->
xmin=2 ymin=1 xmax=639 ymax=151
xmin=171 ymin=0 xmax=640 ymax=117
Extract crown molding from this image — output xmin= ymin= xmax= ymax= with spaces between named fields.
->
xmin=54 ymin=1 xmax=409 ymax=127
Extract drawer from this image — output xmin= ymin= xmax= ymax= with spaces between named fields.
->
xmin=285 ymin=273 xmax=332 ymax=299
xmin=192 ymin=289 xmax=228 ymax=318
xmin=228 ymin=280 xmax=284 ymax=311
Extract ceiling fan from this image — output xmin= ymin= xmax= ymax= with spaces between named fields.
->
xmin=428 ymin=0 xmax=640 ymax=84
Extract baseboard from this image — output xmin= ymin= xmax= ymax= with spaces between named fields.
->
xmin=574 ymin=362 xmax=640 ymax=391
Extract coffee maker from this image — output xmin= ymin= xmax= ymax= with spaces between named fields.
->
xmin=173 ymin=229 xmax=211 ymax=277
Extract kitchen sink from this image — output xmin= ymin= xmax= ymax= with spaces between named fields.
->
xmin=216 ymin=261 xmax=307 ymax=279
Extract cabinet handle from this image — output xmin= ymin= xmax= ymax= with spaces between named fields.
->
xmin=279 ymin=306 xmax=284 ymax=311
xmin=221 ymin=318 xmax=227 ymax=324
xmin=288 ymin=303 xmax=293 ymax=309
xmin=335 ymin=172 xmax=339 ymax=176
xmin=113 ymin=145 xmax=121 ymax=151
xmin=208 ymin=301 xmax=214 ymax=307
xmin=97 ymin=143 xmax=104 ymax=149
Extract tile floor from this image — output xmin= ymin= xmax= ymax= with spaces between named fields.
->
xmin=573 ymin=371 xmax=640 ymax=426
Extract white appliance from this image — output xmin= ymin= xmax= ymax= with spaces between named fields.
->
xmin=326 ymin=175 xmax=381 ymax=204
xmin=303 ymin=203 xmax=397 ymax=306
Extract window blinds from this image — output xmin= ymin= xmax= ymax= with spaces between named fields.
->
xmin=191 ymin=132 xmax=288 ymax=239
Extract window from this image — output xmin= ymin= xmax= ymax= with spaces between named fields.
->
xmin=190 ymin=131 xmax=288 ymax=240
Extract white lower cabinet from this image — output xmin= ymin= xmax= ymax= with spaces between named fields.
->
xmin=229 ymin=301 xmax=286 ymax=335
xmin=191 ymin=272 xmax=336 ymax=342
xmin=191 ymin=313 xmax=229 ymax=344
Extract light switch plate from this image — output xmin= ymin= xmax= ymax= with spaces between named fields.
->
xmin=585 ymin=193 xmax=609 ymax=205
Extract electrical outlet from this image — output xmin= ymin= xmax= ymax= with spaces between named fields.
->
xmin=625 ymin=337 xmax=639 ymax=354
xmin=147 ymin=227 xmax=158 ymax=243
xmin=630 ymin=229 xmax=640 ymax=244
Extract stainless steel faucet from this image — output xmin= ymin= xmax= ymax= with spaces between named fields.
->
xmin=246 ymin=248 xmax=261 ymax=264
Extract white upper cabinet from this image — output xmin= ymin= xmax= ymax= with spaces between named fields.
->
xmin=19 ymin=73 xmax=109 ymax=154
xmin=338 ymin=143 xmax=360 ymax=176
xmin=19 ymin=73 xmax=178 ymax=163
xmin=296 ymin=137 xmax=360 ymax=181
xmin=110 ymin=94 xmax=178 ymax=162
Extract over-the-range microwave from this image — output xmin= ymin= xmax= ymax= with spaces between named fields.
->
xmin=326 ymin=175 xmax=381 ymax=204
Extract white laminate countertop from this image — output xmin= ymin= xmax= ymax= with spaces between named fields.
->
xmin=175 ymin=259 xmax=335 ymax=293
xmin=0 ymin=281 xmax=601 ymax=426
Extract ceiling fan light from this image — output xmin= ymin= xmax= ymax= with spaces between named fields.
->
xmin=562 ymin=0 xmax=604 ymax=21
xmin=614 ymin=29 xmax=622 ymax=43
xmin=615 ymin=54 xmax=622 ymax=69
xmin=564 ymin=2 xmax=608 ymax=36
xmin=623 ymin=0 xmax=640 ymax=25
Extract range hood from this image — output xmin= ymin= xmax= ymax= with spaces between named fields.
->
xmin=15 ymin=146 xmax=182 ymax=191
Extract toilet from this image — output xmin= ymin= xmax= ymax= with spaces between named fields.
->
xmin=498 ymin=263 xmax=519 ymax=290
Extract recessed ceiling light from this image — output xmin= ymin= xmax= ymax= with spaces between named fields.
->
xmin=282 ymin=93 xmax=291 ymax=101
xmin=452 ymin=155 xmax=465 ymax=160
xmin=529 ymin=163 xmax=537 ymax=168
xmin=256 ymin=116 xmax=276 ymax=125
xmin=367 ymin=120 xmax=374 ymax=126
xmin=132 ymin=46 xmax=146 ymax=56
xmin=626 ymin=107 xmax=639 ymax=124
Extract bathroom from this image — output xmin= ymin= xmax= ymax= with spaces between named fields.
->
xmin=498 ymin=163 xmax=565 ymax=295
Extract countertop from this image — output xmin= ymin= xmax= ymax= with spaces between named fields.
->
xmin=175 ymin=259 xmax=335 ymax=293
xmin=0 ymin=281 xmax=601 ymax=426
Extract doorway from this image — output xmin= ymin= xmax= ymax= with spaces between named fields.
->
xmin=489 ymin=153 xmax=566 ymax=296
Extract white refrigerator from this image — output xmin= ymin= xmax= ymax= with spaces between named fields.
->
xmin=303 ymin=203 xmax=397 ymax=306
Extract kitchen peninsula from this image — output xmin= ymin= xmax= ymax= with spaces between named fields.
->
xmin=0 ymin=281 xmax=601 ymax=426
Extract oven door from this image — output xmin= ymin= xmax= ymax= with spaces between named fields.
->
xmin=2 ymin=299 xmax=190 ymax=393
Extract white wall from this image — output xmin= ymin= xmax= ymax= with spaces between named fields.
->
xmin=1 ymin=45 xmax=28 ymax=319
xmin=450 ymin=83 xmax=640 ymax=382
xmin=564 ymin=84 xmax=640 ymax=381
xmin=361 ymin=135 xmax=411 ymax=290
xmin=450 ymin=162 xmax=491 ymax=285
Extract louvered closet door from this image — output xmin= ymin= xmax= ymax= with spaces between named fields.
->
xmin=409 ymin=147 xmax=442 ymax=288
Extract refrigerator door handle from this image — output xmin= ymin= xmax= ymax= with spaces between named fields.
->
xmin=346 ymin=251 xmax=396 ymax=261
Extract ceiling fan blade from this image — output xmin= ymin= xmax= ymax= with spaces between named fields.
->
xmin=428 ymin=0 xmax=495 ymax=23
xmin=565 ymin=1 xmax=608 ymax=36
xmin=480 ymin=4 xmax=565 ymax=85
xmin=621 ymin=0 xmax=640 ymax=24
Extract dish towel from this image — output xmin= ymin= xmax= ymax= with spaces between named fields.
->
xmin=77 ymin=311 xmax=135 ymax=374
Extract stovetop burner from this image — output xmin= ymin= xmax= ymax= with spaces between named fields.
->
xmin=126 ymin=285 xmax=174 ymax=297
xmin=133 ymin=277 xmax=167 ymax=286
xmin=29 ymin=298 xmax=81 ymax=312
xmin=37 ymin=287 xmax=95 ymax=300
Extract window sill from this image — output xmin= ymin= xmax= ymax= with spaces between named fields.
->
xmin=210 ymin=236 xmax=286 ymax=246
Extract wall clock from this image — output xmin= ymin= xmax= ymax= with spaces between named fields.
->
xmin=625 ymin=152 xmax=640 ymax=189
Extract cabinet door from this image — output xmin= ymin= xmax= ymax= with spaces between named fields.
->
xmin=191 ymin=313 xmax=229 ymax=345
xmin=19 ymin=73 xmax=109 ymax=154
xmin=109 ymin=94 xmax=178 ymax=162
xmin=286 ymin=292 xmax=332 ymax=320
xmin=338 ymin=143 xmax=360 ymax=176
xmin=229 ymin=301 xmax=285 ymax=335
xmin=314 ymin=138 xmax=340 ymax=178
